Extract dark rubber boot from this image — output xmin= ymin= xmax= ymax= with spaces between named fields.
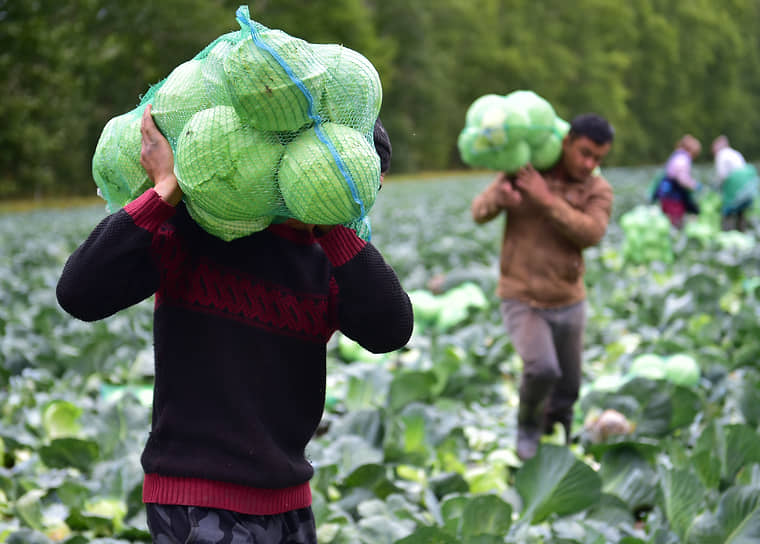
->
xmin=517 ymin=424 xmax=542 ymax=460
xmin=562 ymin=419 xmax=572 ymax=445
xmin=517 ymin=400 xmax=547 ymax=461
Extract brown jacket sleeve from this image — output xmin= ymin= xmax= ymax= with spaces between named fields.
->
xmin=471 ymin=178 xmax=506 ymax=224
xmin=545 ymin=176 xmax=613 ymax=249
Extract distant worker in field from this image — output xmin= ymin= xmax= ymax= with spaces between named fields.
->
xmin=711 ymin=135 xmax=759 ymax=232
xmin=56 ymin=107 xmax=413 ymax=543
xmin=470 ymin=113 xmax=615 ymax=461
xmin=651 ymin=134 xmax=702 ymax=228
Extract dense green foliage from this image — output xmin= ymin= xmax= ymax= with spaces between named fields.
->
xmin=1 ymin=167 xmax=760 ymax=542
xmin=2 ymin=1 xmax=760 ymax=197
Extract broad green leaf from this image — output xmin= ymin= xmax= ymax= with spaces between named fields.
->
xmin=430 ymin=345 xmax=466 ymax=396
xmin=464 ymin=463 xmax=508 ymax=494
xmin=615 ymin=378 xmax=702 ymax=436
xmin=725 ymin=509 xmax=760 ymax=543
xmin=434 ymin=433 xmax=469 ymax=475
xmin=723 ymin=425 xmax=760 ymax=484
xmin=599 ymin=447 xmax=658 ymax=511
xmin=65 ymin=507 xmax=116 ymax=535
xmin=685 ymin=511 xmax=723 ymax=544
xmin=693 ymin=423 xmax=721 ymax=488
xmin=311 ymin=491 xmax=329 ymax=526
xmin=55 ymin=482 xmax=91 ymax=509
xmin=311 ymin=464 xmax=339 ymax=498
xmin=731 ymin=341 xmax=760 ymax=371
xmin=717 ymin=485 xmax=760 ymax=542
xmin=400 ymin=412 xmax=432 ymax=460
xmin=440 ymin=495 xmax=468 ymax=537
xmin=83 ymin=497 xmax=127 ymax=532
xmin=382 ymin=407 xmax=439 ymax=465
xmin=396 ymin=526 xmax=459 ymax=544
xmin=686 ymin=485 xmax=760 ymax=543
xmin=429 ymin=472 xmax=469 ymax=500
xmin=387 ymin=370 xmax=437 ymax=412
xmin=585 ymin=438 xmax=661 ymax=464
xmin=320 ymin=435 xmax=383 ymax=480
xmin=343 ymin=365 xmax=392 ymax=411
xmin=356 ymin=498 xmax=392 ymax=519
xmin=736 ymin=465 xmax=760 ymax=487
xmin=736 ymin=371 xmax=760 ymax=425
xmin=583 ymin=493 xmax=636 ymax=527
xmin=460 ymin=494 xmax=511 ymax=538
xmin=340 ymin=463 xmax=400 ymax=500
xmin=552 ymin=517 xmax=624 ymax=543
xmin=515 ymin=444 xmax=602 ymax=523
xmin=660 ymin=291 xmax=695 ymax=325
xmin=38 ymin=438 xmax=99 ymax=473
xmin=41 ymin=400 xmax=82 ymax=439
xmin=662 ymin=437 xmax=690 ymax=470
xmin=658 ymin=466 xmax=705 ymax=540
xmin=59 ymin=535 xmax=88 ymax=544
xmin=356 ymin=514 xmax=414 ymax=543
xmin=699 ymin=422 xmax=760 ymax=486
xmin=14 ymin=489 xmax=46 ymax=531
xmin=6 ymin=529 xmax=53 ymax=544
xmin=324 ymin=408 xmax=384 ymax=447
xmin=462 ymin=536 xmax=504 ymax=544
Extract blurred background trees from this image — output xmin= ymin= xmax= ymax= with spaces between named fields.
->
xmin=2 ymin=0 xmax=759 ymax=198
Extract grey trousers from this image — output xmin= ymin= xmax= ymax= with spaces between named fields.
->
xmin=500 ymin=299 xmax=586 ymax=436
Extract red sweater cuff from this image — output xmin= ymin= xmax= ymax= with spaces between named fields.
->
xmin=124 ymin=189 xmax=177 ymax=232
xmin=317 ymin=225 xmax=366 ymax=267
xmin=142 ymin=474 xmax=312 ymax=516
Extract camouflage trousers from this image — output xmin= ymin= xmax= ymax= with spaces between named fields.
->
xmin=145 ymin=503 xmax=317 ymax=543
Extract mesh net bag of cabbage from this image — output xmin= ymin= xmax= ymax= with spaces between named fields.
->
xmin=93 ymin=4 xmax=383 ymax=241
xmin=92 ymin=105 xmax=154 ymax=214
xmin=457 ymin=89 xmax=567 ymax=174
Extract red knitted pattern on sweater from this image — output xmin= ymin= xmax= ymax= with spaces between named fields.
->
xmin=152 ymin=224 xmax=338 ymax=342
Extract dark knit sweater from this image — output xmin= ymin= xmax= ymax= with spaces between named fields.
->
xmin=56 ymin=189 xmax=413 ymax=515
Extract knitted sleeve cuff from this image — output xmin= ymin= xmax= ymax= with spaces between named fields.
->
xmin=124 ymin=189 xmax=177 ymax=233
xmin=317 ymin=225 xmax=366 ymax=267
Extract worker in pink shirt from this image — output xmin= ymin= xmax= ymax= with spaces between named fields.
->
xmin=652 ymin=134 xmax=701 ymax=228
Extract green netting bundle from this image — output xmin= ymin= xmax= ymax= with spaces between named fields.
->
xmin=92 ymin=109 xmax=153 ymax=214
xmin=279 ymin=122 xmax=380 ymax=225
xmin=151 ymin=59 xmax=220 ymax=148
xmin=223 ymin=28 xmax=326 ymax=133
xmin=175 ymin=105 xmax=284 ymax=239
xmin=312 ymin=43 xmax=383 ymax=135
xmin=620 ymin=205 xmax=674 ymax=265
xmin=458 ymin=90 xmax=567 ymax=173
xmin=92 ymin=5 xmax=382 ymax=241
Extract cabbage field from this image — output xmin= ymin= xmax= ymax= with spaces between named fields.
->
xmin=1 ymin=166 xmax=760 ymax=543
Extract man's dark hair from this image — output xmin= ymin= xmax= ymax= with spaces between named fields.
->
xmin=373 ymin=118 xmax=392 ymax=174
xmin=568 ymin=113 xmax=614 ymax=145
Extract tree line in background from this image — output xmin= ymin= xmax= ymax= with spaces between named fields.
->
xmin=2 ymin=0 xmax=759 ymax=199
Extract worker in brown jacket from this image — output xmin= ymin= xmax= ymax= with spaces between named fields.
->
xmin=471 ymin=113 xmax=615 ymax=460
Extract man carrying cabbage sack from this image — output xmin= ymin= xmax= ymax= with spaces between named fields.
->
xmin=471 ymin=113 xmax=615 ymax=461
xmin=56 ymin=105 xmax=412 ymax=543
